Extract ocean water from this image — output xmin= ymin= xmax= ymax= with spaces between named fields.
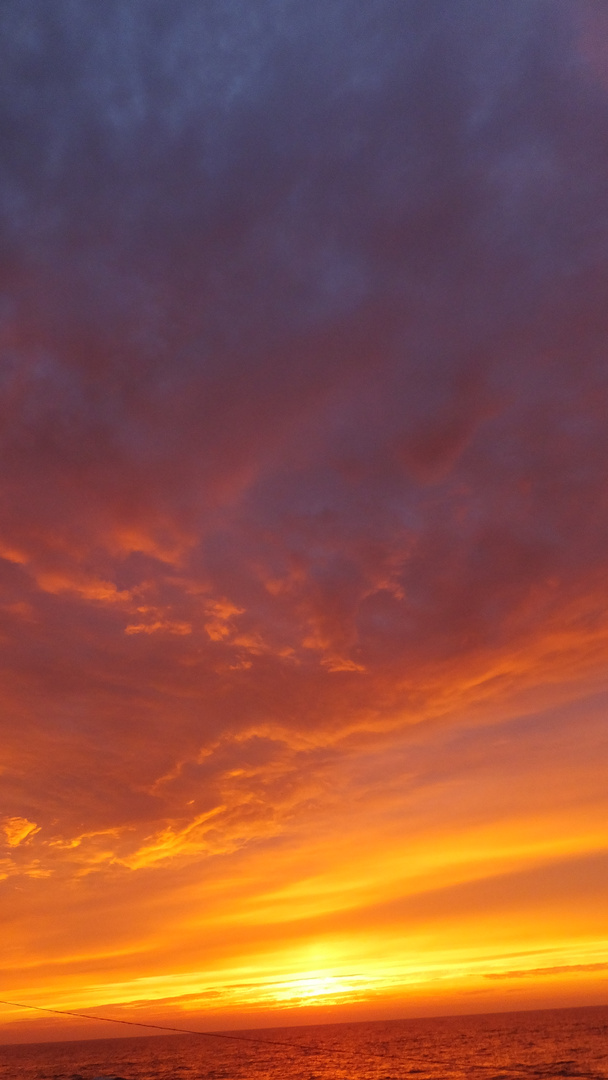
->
xmin=1 ymin=1005 xmax=607 ymax=1080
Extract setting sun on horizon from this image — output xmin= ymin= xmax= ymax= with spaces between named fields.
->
xmin=1 ymin=0 xmax=608 ymax=1048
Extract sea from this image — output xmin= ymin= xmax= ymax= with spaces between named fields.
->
xmin=0 ymin=1005 xmax=606 ymax=1080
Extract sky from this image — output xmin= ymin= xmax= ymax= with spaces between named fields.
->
xmin=1 ymin=0 xmax=608 ymax=1045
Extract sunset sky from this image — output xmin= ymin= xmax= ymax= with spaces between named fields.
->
xmin=1 ymin=0 xmax=608 ymax=1045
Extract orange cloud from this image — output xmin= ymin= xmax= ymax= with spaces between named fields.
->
xmin=3 ymin=817 xmax=40 ymax=847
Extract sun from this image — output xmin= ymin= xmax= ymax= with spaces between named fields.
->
xmin=266 ymin=970 xmax=368 ymax=1007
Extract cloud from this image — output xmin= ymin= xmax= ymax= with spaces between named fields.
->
xmin=1 ymin=0 xmax=608 ymax=1030
xmin=485 ymin=963 xmax=608 ymax=980
xmin=2 ymin=817 xmax=40 ymax=847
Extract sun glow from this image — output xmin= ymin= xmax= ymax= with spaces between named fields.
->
xmin=264 ymin=971 xmax=366 ymax=1006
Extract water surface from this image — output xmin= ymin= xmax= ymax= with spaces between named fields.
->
xmin=1 ymin=1004 xmax=607 ymax=1080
